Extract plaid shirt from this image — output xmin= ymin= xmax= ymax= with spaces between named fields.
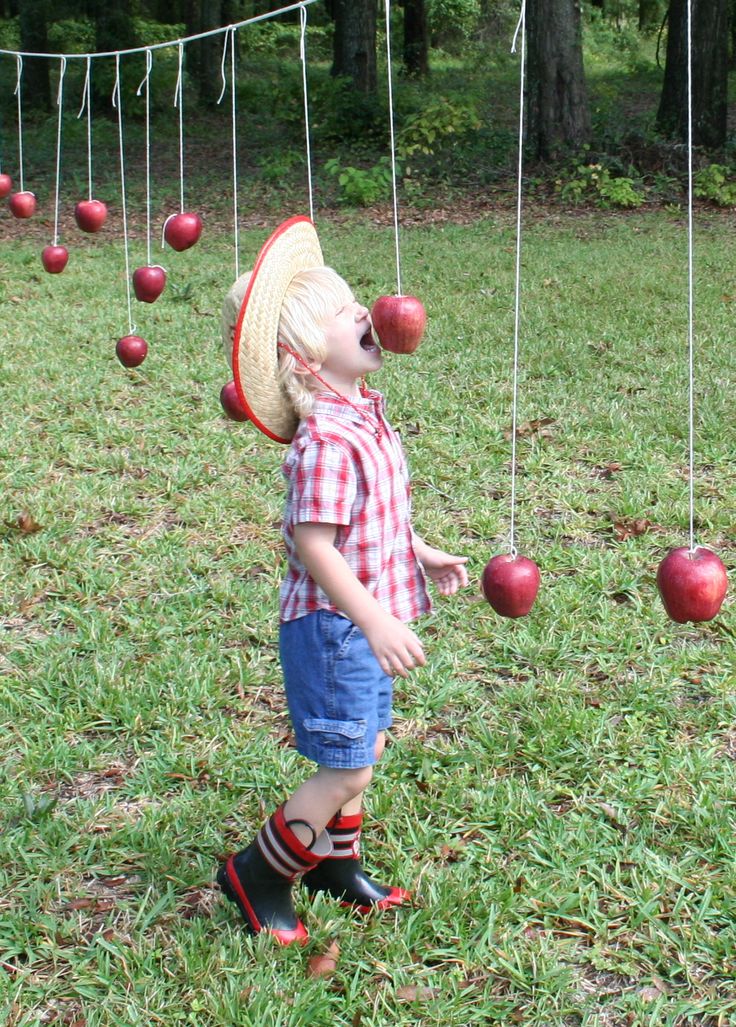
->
xmin=279 ymin=389 xmax=431 ymax=624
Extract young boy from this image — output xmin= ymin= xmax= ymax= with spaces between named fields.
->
xmin=217 ymin=217 xmax=468 ymax=945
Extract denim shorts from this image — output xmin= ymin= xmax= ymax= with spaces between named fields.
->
xmin=279 ymin=610 xmax=393 ymax=769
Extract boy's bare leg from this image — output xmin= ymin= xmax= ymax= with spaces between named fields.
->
xmin=283 ymin=732 xmax=386 ymax=841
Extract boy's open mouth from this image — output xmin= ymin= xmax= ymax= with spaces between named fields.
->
xmin=360 ymin=327 xmax=380 ymax=352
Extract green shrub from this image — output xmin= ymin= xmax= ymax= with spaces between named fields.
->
xmin=324 ymin=155 xmax=394 ymax=206
xmin=557 ymin=162 xmax=644 ymax=209
xmin=693 ymin=164 xmax=736 ymax=207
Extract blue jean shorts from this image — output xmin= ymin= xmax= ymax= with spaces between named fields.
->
xmin=279 ymin=610 xmax=393 ymax=769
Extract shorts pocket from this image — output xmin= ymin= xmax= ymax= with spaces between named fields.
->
xmin=303 ymin=717 xmax=366 ymax=747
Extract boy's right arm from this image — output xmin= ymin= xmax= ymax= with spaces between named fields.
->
xmin=293 ymin=521 xmax=426 ymax=679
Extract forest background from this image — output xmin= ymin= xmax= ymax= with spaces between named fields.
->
xmin=1 ymin=0 xmax=736 ymax=222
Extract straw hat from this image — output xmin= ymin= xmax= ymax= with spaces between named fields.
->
xmin=221 ymin=216 xmax=323 ymax=443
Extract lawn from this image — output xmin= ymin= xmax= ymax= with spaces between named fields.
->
xmin=1 ymin=209 xmax=736 ymax=1026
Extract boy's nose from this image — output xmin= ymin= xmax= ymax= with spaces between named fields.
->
xmin=354 ymin=303 xmax=369 ymax=320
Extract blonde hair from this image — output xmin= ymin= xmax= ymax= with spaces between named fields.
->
xmin=277 ymin=267 xmax=353 ymax=419
xmin=220 ymin=265 xmax=353 ymax=422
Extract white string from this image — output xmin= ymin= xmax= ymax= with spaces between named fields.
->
xmin=230 ymin=29 xmax=240 ymax=278
xmin=136 ymin=49 xmax=154 ymax=266
xmin=217 ymin=28 xmax=240 ymax=278
xmin=686 ymin=0 xmax=696 ymax=555
xmin=52 ymin=57 xmax=67 ymax=246
xmin=508 ymin=0 xmax=526 ymax=559
xmin=14 ymin=55 xmax=24 ymax=191
xmin=113 ymin=55 xmax=134 ymax=335
xmin=299 ymin=5 xmax=314 ymax=223
xmin=0 ymin=0 xmax=323 ymax=60
xmin=76 ymin=57 xmax=93 ymax=199
xmin=216 ymin=27 xmax=229 ymax=105
xmin=384 ymin=0 xmax=402 ymax=295
xmin=174 ymin=42 xmax=185 ymax=212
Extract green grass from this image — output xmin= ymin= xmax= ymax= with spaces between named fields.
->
xmin=2 ymin=211 xmax=736 ymax=1026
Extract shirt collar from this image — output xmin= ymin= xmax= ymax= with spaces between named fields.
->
xmin=311 ymin=388 xmax=385 ymax=423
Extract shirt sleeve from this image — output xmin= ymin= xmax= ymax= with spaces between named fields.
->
xmin=291 ymin=439 xmax=357 ymax=526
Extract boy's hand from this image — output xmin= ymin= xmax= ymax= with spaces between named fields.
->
xmin=415 ymin=542 xmax=469 ymax=596
xmin=361 ymin=611 xmax=426 ymax=679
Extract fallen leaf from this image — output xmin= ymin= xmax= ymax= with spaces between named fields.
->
xmin=610 ymin=516 xmax=651 ymax=542
xmin=307 ymin=940 xmax=340 ymax=979
xmin=506 ymin=416 xmax=556 ymax=440
xmin=639 ymin=984 xmax=664 ymax=1002
xmin=597 ymin=802 xmax=629 ymax=832
xmin=14 ymin=512 xmax=43 ymax=534
xmin=396 ymin=985 xmax=441 ymax=1002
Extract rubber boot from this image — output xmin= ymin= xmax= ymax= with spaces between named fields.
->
xmin=301 ymin=811 xmax=409 ymax=914
xmin=217 ymin=805 xmax=331 ymax=944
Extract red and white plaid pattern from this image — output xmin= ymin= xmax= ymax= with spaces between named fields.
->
xmin=280 ymin=390 xmax=430 ymax=624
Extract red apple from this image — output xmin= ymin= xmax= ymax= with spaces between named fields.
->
xmin=133 ymin=265 xmax=167 ymax=303
xmin=371 ymin=294 xmax=427 ymax=354
xmin=74 ymin=199 xmax=108 ymax=233
xmin=164 ymin=212 xmax=203 ymax=252
xmin=116 ymin=334 xmax=148 ymax=368
xmin=0 ymin=173 xmax=12 ymax=198
xmin=41 ymin=245 xmax=69 ymax=274
xmin=482 ymin=553 xmax=540 ymax=618
xmin=9 ymin=191 xmax=36 ymax=218
xmin=220 ymin=381 xmax=249 ymax=422
xmin=656 ymin=546 xmax=728 ymax=623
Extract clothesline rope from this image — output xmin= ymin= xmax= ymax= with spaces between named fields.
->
xmin=0 ymin=0 xmax=323 ymax=61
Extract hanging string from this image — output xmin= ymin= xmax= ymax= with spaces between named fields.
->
xmin=174 ymin=41 xmax=185 ymax=212
xmin=1 ymin=1 xmax=323 ymax=61
xmin=136 ymin=49 xmax=154 ymax=267
xmin=507 ymin=0 xmax=526 ymax=559
xmin=299 ymin=5 xmax=314 ymax=223
xmin=52 ymin=57 xmax=67 ymax=246
xmin=383 ymin=0 xmax=402 ymax=296
xmin=217 ymin=28 xmax=240 ymax=279
xmin=113 ymin=55 xmax=134 ymax=335
xmin=685 ymin=0 xmax=696 ymax=556
xmin=14 ymin=55 xmax=24 ymax=191
xmin=76 ymin=56 xmax=93 ymax=199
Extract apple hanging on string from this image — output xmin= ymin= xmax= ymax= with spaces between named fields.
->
xmin=75 ymin=199 xmax=108 ymax=233
xmin=41 ymin=245 xmax=69 ymax=274
xmin=220 ymin=381 xmax=249 ymax=422
xmin=116 ymin=334 xmax=148 ymax=369
xmin=482 ymin=552 xmax=541 ymax=618
xmin=656 ymin=546 xmax=728 ymax=623
xmin=371 ymin=294 xmax=427 ymax=354
xmin=133 ymin=265 xmax=167 ymax=303
xmin=9 ymin=191 xmax=36 ymax=218
xmin=163 ymin=212 xmax=203 ymax=252
xmin=0 ymin=173 xmax=12 ymax=198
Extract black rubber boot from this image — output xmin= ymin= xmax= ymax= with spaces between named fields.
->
xmin=302 ymin=856 xmax=410 ymax=913
xmin=217 ymin=806 xmax=331 ymax=945
xmin=301 ymin=811 xmax=410 ymax=913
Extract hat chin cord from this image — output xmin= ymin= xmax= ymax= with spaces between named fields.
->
xmin=277 ymin=342 xmax=383 ymax=441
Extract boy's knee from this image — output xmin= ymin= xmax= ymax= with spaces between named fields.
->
xmin=347 ymin=764 xmax=373 ymax=795
xmin=374 ymin=732 xmax=386 ymax=762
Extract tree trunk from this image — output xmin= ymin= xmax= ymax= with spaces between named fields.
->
xmin=185 ymin=0 xmax=229 ymax=107
xmin=18 ymin=0 xmax=50 ymax=111
xmin=639 ymin=0 xmax=662 ymax=30
xmin=403 ymin=0 xmax=430 ymax=77
xmin=656 ymin=0 xmax=728 ymax=148
xmin=331 ymin=0 xmax=377 ymax=94
xmin=526 ymin=0 xmax=591 ymax=159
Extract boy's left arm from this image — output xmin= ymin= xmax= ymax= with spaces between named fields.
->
xmin=412 ymin=532 xmax=469 ymax=596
